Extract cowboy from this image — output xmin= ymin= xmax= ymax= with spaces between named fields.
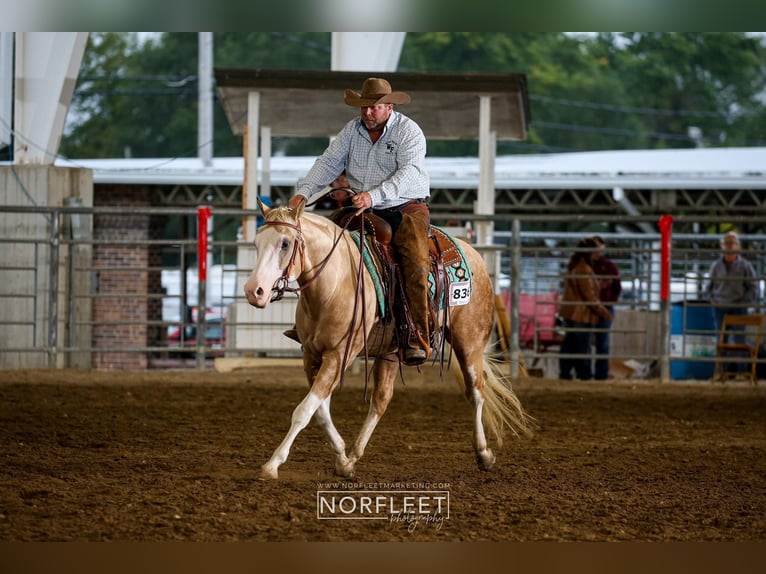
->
xmin=287 ymin=77 xmax=432 ymax=365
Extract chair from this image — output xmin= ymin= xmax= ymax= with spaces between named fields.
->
xmin=517 ymin=291 xmax=563 ymax=367
xmin=713 ymin=313 xmax=765 ymax=385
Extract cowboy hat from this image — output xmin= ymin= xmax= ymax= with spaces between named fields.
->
xmin=343 ymin=77 xmax=411 ymax=106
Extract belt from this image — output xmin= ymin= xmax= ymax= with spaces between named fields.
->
xmin=375 ymin=198 xmax=428 ymax=213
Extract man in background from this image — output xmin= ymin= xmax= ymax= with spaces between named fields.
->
xmin=703 ymin=231 xmax=759 ymax=374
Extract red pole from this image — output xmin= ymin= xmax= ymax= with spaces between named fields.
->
xmin=197 ymin=206 xmax=212 ymax=281
xmin=658 ymin=214 xmax=673 ymax=301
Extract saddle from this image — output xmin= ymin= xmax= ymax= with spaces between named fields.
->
xmin=331 ymin=207 xmax=470 ymax=359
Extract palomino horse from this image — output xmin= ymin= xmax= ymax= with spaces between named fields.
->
xmin=244 ymin=200 xmax=531 ymax=479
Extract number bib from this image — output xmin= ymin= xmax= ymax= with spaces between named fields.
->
xmin=448 ymin=280 xmax=471 ymax=306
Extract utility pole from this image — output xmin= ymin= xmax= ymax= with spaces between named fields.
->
xmin=198 ymin=32 xmax=213 ymax=167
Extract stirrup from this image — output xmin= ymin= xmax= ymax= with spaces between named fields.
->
xmin=402 ymin=332 xmax=430 ymax=366
xmin=403 ymin=345 xmax=428 ymax=366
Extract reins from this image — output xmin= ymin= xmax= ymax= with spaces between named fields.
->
xmin=261 ymin=207 xmax=373 ymax=393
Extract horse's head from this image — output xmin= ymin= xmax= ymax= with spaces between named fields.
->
xmin=243 ymin=199 xmax=305 ymax=308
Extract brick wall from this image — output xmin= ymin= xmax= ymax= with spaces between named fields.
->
xmin=92 ymin=186 xmax=158 ymax=370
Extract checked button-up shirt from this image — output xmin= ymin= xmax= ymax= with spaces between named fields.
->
xmin=295 ymin=110 xmax=430 ymax=210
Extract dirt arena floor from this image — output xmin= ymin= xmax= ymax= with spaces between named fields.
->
xmin=1 ymin=363 xmax=765 ymax=542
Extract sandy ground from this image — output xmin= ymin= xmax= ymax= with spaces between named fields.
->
xmin=0 ymin=364 xmax=764 ymax=542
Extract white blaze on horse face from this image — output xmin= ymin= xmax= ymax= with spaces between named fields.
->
xmin=243 ymin=228 xmax=292 ymax=308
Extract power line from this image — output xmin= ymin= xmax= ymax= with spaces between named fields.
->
xmin=0 ymin=114 xmax=215 ymax=172
xmin=531 ymin=120 xmax=766 ymax=147
xmin=532 ymin=120 xmax=696 ymax=142
xmin=531 ymin=94 xmax=726 ymax=118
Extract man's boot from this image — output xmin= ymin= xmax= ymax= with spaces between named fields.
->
xmin=283 ymin=326 xmax=301 ymax=343
xmin=393 ymin=211 xmax=431 ymax=365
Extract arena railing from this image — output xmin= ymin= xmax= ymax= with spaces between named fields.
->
xmin=0 ymin=204 xmax=764 ymax=381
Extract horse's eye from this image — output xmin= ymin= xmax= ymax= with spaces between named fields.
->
xmin=281 ymin=239 xmax=290 ymax=251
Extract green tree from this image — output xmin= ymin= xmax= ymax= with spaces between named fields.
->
xmin=62 ymin=32 xmax=332 ymax=159
xmin=401 ymin=32 xmax=647 ymax=154
xmin=595 ymin=32 xmax=766 ymax=148
xmin=61 ymin=32 xmax=766 ymax=159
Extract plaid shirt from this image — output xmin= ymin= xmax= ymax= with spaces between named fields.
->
xmin=295 ymin=110 xmax=430 ymax=209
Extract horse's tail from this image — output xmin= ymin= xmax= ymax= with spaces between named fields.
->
xmin=479 ymin=356 xmax=534 ymax=446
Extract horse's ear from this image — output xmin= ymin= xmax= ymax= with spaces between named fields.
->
xmin=256 ymin=196 xmax=270 ymax=216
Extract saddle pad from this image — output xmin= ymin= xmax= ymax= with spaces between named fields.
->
xmin=349 ymin=231 xmax=388 ymax=315
xmin=430 ymin=226 xmax=473 ymax=309
xmin=349 ymin=226 xmax=473 ymax=315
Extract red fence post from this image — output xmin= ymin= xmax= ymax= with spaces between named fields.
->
xmin=196 ymin=206 xmax=212 ymax=369
xmin=658 ymin=214 xmax=673 ymax=382
xmin=658 ymin=214 xmax=673 ymax=302
xmin=197 ymin=206 xmax=212 ymax=282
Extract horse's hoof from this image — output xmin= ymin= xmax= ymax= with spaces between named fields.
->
xmin=259 ymin=464 xmax=279 ymax=480
xmin=476 ymin=449 xmax=496 ymax=471
xmin=335 ymin=461 xmax=356 ymax=478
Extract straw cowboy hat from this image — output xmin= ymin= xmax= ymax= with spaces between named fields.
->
xmin=343 ymin=77 xmax=411 ymax=106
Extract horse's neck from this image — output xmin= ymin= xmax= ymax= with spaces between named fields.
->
xmin=298 ymin=217 xmax=359 ymax=300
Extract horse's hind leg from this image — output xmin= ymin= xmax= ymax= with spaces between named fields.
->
xmin=452 ymin=339 xmax=496 ymax=471
xmin=337 ymin=355 xmax=397 ymax=478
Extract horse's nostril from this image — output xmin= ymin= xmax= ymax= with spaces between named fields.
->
xmin=256 ymin=287 xmax=263 ymax=296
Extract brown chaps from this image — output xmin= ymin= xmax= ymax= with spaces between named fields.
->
xmin=392 ymin=204 xmax=431 ymax=355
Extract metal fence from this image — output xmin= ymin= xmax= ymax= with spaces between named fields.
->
xmin=1 ymin=204 xmax=764 ymax=381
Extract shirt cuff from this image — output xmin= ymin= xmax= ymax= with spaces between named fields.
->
xmin=367 ymin=188 xmax=382 ymax=206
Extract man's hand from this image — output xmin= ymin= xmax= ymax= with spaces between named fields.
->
xmin=351 ymin=191 xmax=372 ymax=215
xmin=288 ymin=195 xmax=307 ymax=210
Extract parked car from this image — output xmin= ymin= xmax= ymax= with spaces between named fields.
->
xmin=167 ymin=313 xmax=225 ymax=357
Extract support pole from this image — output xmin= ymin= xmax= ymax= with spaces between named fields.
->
xmin=475 ymin=95 xmax=495 ymax=252
xmin=48 ymin=212 xmax=60 ymax=367
xmin=197 ymin=206 xmax=212 ymax=370
xmin=658 ymin=214 xmax=674 ymax=383
xmin=197 ymin=32 xmax=213 ymax=167
xmin=510 ymin=218 xmax=522 ymax=378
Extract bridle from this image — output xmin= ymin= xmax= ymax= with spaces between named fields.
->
xmin=260 ymin=209 xmax=355 ymax=302
xmin=259 ymin=218 xmax=305 ymax=302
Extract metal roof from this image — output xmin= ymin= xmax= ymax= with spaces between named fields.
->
xmin=53 ymin=147 xmax=766 ymax=190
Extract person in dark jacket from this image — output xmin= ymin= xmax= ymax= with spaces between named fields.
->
xmin=558 ymin=237 xmax=613 ymax=381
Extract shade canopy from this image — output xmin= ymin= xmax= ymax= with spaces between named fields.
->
xmin=214 ymin=69 xmax=530 ymax=141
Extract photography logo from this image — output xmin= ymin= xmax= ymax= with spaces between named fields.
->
xmin=317 ymin=487 xmax=449 ymax=531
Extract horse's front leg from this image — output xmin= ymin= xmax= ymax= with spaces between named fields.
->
xmin=313 ymin=394 xmax=351 ymax=476
xmin=339 ymin=354 xmax=397 ymax=478
xmin=260 ymin=390 xmax=325 ymax=479
xmin=260 ymin=353 xmax=344 ymax=480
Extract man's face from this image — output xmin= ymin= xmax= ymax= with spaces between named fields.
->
xmin=360 ymin=103 xmax=393 ymax=131
xmin=722 ymin=237 xmax=739 ymax=256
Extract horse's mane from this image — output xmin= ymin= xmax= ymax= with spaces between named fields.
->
xmin=265 ymin=206 xmax=344 ymax=237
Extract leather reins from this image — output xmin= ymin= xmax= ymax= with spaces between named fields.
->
xmin=261 ymin=208 xmax=372 ymax=391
